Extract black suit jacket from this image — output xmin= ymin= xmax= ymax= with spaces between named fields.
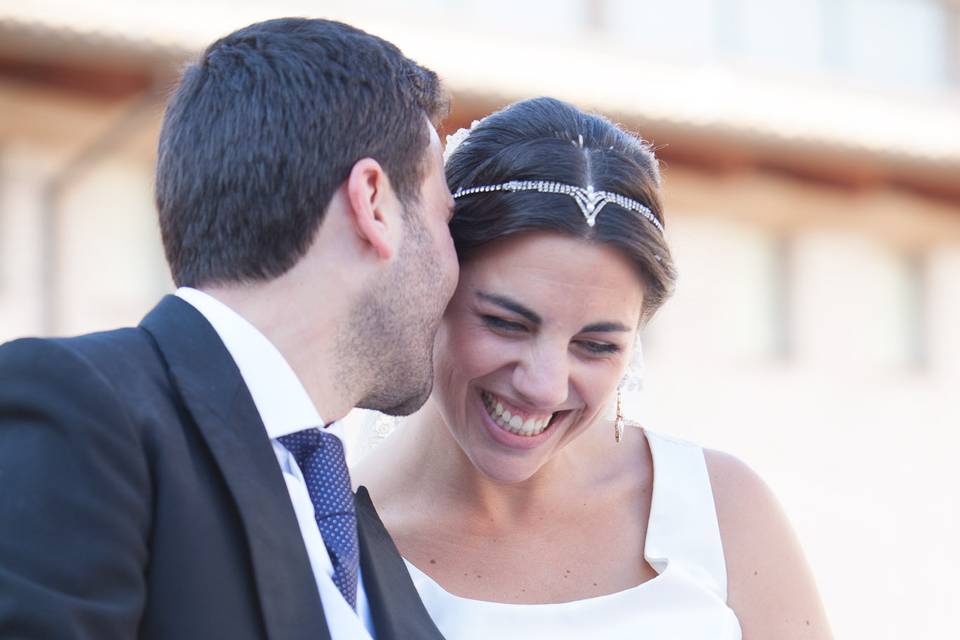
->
xmin=0 ymin=295 xmax=443 ymax=640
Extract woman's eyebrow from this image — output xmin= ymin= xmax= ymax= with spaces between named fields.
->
xmin=475 ymin=291 xmax=542 ymax=326
xmin=475 ymin=291 xmax=629 ymax=333
xmin=580 ymin=321 xmax=631 ymax=333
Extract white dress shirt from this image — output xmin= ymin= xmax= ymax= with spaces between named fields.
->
xmin=176 ymin=287 xmax=375 ymax=640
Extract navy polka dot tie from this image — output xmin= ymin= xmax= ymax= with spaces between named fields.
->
xmin=278 ymin=428 xmax=359 ymax=609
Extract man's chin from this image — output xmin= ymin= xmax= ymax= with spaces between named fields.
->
xmin=358 ymin=379 xmax=433 ymax=417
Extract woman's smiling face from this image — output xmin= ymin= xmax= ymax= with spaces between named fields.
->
xmin=431 ymin=231 xmax=645 ymax=484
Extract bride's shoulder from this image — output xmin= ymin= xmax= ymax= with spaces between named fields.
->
xmin=703 ymin=448 xmax=780 ymax=516
xmin=703 ymin=448 xmax=831 ymax=636
xmin=639 ymin=427 xmax=762 ymax=492
xmin=701 ymin=447 xmax=779 ymax=533
xmin=641 ymin=432 xmax=793 ymax=565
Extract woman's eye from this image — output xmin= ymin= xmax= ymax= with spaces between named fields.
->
xmin=577 ymin=340 xmax=620 ymax=355
xmin=481 ymin=315 xmax=527 ymax=333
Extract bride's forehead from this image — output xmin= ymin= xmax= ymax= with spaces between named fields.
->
xmin=459 ymin=234 xmax=644 ymax=318
xmin=464 ymin=233 xmax=635 ymax=284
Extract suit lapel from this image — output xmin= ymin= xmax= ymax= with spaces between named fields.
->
xmin=141 ymin=296 xmax=331 ymax=640
xmin=355 ymin=486 xmax=446 ymax=640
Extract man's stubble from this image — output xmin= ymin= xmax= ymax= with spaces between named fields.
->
xmin=337 ymin=212 xmax=447 ymax=416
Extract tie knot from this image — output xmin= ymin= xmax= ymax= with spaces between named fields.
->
xmin=277 ymin=428 xmax=342 ymax=468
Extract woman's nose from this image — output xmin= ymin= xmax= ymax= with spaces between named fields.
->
xmin=512 ymin=344 xmax=570 ymax=409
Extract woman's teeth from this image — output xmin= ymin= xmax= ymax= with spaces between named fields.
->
xmin=481 ymin=391 xmax=554 ymax=437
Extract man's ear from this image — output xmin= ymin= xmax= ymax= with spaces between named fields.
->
xmin=345 ymin=158 xmax=403 ymax=262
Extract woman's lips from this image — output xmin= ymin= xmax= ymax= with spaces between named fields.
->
xmin=478 ymin=389 xmax=571 ymax=442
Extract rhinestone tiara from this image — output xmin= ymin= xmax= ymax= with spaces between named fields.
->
xmin=452 ymin=180 xmax=664 ymax=233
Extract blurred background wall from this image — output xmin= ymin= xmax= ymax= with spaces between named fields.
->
xmin=1 ymin=1 xmax=957 ymax=637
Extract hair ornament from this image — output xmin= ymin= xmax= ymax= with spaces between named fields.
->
xmin=443 ymin=119 xmax=482 ymax=163
xmin=453 ymin=180 xmax=664 ymax=233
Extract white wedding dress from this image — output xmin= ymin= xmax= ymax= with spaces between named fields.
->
xmin=398 ymin=429 xmax=742 ymax=639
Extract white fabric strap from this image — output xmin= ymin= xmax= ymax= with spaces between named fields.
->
xmin=643 ymin=430 xmax=729 ymax=602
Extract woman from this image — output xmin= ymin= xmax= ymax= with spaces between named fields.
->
xmin=353 ymin=97 xmax=831 ymax=639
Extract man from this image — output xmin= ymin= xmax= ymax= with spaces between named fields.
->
xmin=0 ymin=18 xmax=456 ymax=640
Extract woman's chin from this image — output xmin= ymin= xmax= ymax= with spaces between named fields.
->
xmin=440 ymin=386 xmax=575 ymax=484
xmin=448 ymin=386 xmax=568 ymax=483
xmin=467 ymin=450 xmax=544 ymax=486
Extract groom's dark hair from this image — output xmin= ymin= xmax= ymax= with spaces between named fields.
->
xmin=156 ymin=18 xmax=447 ymax=287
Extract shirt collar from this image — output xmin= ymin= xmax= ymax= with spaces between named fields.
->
xmin=175 ymin=287 xmax=329 ymax=440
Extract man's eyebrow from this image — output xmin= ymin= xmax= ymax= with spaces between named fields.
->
xmin=580 ymin=321 xmax=631 ymax=333
xmin=475 ymin=291 xmax=541 ymax=326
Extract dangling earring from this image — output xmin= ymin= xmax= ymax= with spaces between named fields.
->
xmin=614 ymin=340 xmax=645 ymax=443
xmin=614 ymin=384 xmax=625 ymax=444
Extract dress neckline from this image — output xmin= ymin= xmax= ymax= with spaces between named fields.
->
xmin=402 ymin=427 xmax=672 ymax=608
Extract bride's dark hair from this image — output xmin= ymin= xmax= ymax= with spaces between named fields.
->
xmin=445 ymin=97 xmax=677 ymax=323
